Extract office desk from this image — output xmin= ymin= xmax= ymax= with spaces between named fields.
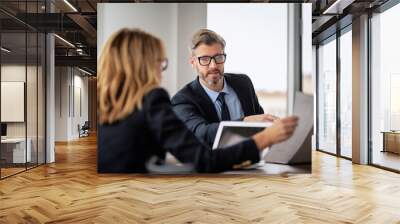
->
xmin=164 ymin=153 xmax=311 ymax=175
xmin=381 ymin=131 xmax=400 ymax=154
xmin=1 ymin=138 xmax=32 ymax=163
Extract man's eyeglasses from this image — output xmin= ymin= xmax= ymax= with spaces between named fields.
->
xmin=160 ymin=58 xmax=168 ymax=71
xmin=197 ymin=54 xmax=226 ymax=66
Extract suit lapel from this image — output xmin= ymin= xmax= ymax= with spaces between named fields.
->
xmin=191 ymin=78 xmax=220 ymax=122
xmin=225 ymin=74 xmax=252 ymax=116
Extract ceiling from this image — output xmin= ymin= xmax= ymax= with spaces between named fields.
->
xmin=311 ymin=0 xmax=390 ymax=43
xmin=0 ymin=0 xmax=393 ymax=75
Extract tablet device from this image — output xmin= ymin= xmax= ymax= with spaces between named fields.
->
xmin=212 ymin=121 xmax=271 ymax=149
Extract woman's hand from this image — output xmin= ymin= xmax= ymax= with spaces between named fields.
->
xmin=252 ymin=116 xmax=299 ymax=151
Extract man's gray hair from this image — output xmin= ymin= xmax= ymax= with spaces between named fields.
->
xmin=190 ymin=29 xmax=226 ymax=55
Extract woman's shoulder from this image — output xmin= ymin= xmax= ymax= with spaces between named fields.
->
xmin=147 ymin=87 xmax=169 ymax=97
xmin=143 ymin=87 xmax=171 ymax=107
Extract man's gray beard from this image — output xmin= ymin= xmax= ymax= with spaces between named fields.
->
xmin=207 ymin=79 xmax=219 ymax=85
xmin=198 ymin=72 xmax=223 ymax=86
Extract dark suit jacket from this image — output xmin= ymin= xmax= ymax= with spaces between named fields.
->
xmin=171 ymin=73 xmax=264 ymax=146
xmin=98 ymin=88 xmax=260 ymax=173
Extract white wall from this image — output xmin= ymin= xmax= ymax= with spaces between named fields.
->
xmin=72 ymin=73 xmax=89 ymax=138
xmin=98 ymin=3 xmax=177 ymax=95
xmin=1 ymin=65 xmax=34 ymax=137
xmin=1 ymin=64 xmax=46 ymax=164
xmin=1 ymin=65 xmax=26 ymax=81
xmin=55 ymin=67 xmax=70 ymax=141
xmin=77 ymin=75 xmax=89 ymax=124
xmin=55 ymin=67 xmax=67 ymax=141
xmin=97 ymin=3 xmax=207 ymax=95
xmin=54 ymin=67 xmax=89 ymax=141
xmin=177 ymin=4 xmax=207 ymax=89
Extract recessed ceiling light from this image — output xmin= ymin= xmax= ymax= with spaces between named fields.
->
xmin=78 ymin=67 xmax=93 ymax=76
xmin=54 ymin=34 xmax=75 ymax=48
xmin=1 ymin=47 xmax=11 ymax=53
xmin=63 ymin=0 xmax=78 ymax=12
xmin=322 ymin=0 xmax=354 ymax=15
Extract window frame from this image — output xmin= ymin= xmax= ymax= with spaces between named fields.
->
xmin=367 ymin=0 xmax=400 ymax=173
xmin=315 ymin=22 xmax=353 ymax=161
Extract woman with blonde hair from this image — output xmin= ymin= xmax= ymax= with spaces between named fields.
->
xmin=98 ymin=28 xmax=298 ymax=173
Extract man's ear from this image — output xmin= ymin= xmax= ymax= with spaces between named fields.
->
xmin=189 ymin=57 xmax=195 ymax=68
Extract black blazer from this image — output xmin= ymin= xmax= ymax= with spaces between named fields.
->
xmin=98 ymin=88 xmax=260 ymax=173
xmin=171 ymin=73 xmax=264 ymax=146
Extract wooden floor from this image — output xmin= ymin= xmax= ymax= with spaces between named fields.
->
xmin=372 ymin=151 xmax=400 ymax=171
xmin=0 ymin=167 xmax=26 ymax=178
xmin=1 ymin=163 xmax=45 ymax=178
xmin=1 ymin=135 xmax=400 ymax=223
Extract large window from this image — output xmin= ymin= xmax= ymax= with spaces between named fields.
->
xmin=370 ymin=3 xmax=400 ymax=171
xmin=339 ymin=29 xmax=352 ymax=158
xmin=207 ymin=3 xmax=288 ymax=117
xmin=316 ymin=25 xmax=353 ymax=159
xmin=317 ymin=37 xmax=337 ymax=154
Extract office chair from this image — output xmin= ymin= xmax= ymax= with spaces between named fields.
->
xmin=78 ymin=121 xmax=90 ymax=138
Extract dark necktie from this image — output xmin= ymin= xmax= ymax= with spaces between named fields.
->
xmin=216 ymin=92 xmax=231 ymax=121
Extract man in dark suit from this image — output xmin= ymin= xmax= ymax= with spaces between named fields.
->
xmin=172 ymin=29 xmax=277 ymax=146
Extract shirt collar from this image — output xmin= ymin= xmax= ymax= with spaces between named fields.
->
xmin=199 ymin=77 xmax=230 ymax=103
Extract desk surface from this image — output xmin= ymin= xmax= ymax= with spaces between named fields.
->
xmin=1 ymin=138 xmax=27 ymax=143
xmin=165 ymin=153 xmax=311 ymax=175
xmin=381 ymin=131 xmax=400 ymax=134
xmin=223 ymin=162 xmax=311 ymax=175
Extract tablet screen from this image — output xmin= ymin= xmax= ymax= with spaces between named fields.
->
xmin=216 ymin=126 xmax=265 ymax=148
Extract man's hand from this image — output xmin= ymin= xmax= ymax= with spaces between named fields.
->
xmin=243 ymin=114 xmax=279 ymax=122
